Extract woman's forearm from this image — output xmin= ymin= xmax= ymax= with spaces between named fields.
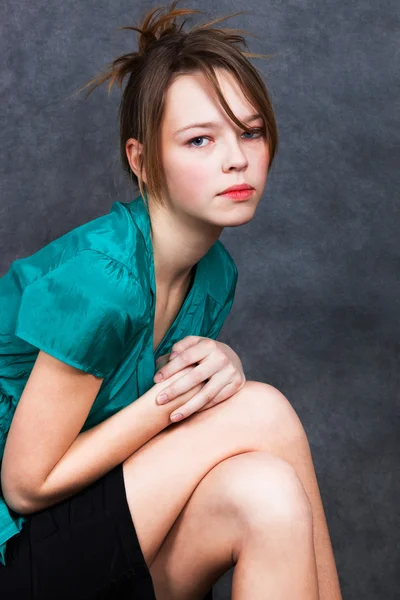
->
xmin=19 ymin=370 xmax=198 ymax=513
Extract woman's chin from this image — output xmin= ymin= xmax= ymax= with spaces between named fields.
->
xmin=219 ymin=203 xmax=258 ymax=227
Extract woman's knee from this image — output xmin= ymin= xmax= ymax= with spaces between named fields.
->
xmin=209 ymin=451 xmax=313 ymax=533
xmin=229 ymin=380 xmax=310 ymax=447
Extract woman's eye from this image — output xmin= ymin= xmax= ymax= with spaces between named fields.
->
xmin=187 ymin=136 xmax=209 ymax=148
xmin=186 ymin=128 xmax=263 ymax=148
xmin=243 ymin=128 xmax=263 ymax=139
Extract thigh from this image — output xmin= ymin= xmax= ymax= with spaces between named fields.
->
xmin=122 ymin=380 xmax=306 ymax=568
xmin=149 ymin=450 xmax=308 ymax=600
xmin=0 ymin=464 xmax=156 ymax=600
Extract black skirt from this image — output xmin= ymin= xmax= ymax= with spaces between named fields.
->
xmin=0 ymin=463 xmax=214 ymax=599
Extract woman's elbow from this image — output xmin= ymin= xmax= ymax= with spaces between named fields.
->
xmin=2 ymin=489 xmax=38 ymax=515
xmin=1 ymin=471 xmax=43 ymax=515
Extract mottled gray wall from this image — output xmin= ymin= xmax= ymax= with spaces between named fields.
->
xmin=1 ymin=1 xmax=399 ymax=598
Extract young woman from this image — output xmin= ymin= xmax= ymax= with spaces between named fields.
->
xmin=0 ymin=2 xmax=342 ymax=598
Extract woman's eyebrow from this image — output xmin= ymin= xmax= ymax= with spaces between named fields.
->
xmin=173 ymin=113 xmax=262 ymax=137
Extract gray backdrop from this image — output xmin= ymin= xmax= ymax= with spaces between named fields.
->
xmin=1 ymin=1 xmax=399 ymax=598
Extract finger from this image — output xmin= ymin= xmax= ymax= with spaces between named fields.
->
xmin=154 ymin=339 xmax=206 ymax=381
xmin=169 ymin=336 xmax=205 ymax=356
xmin=155 ymin=363 xmax=212 ymax=405
xmin=197 ymin=381 xmax=238 ymax=412
xmin=167 ymin=337 xmax=203 ymax=362
xmin=169 ymin=376 xmax=233 ymax=421
xmin=155 ymin=353 xmax=171 ymax=369
xmin=155 ymin=354 xmax=228 ymax=405
xmin=153 ymin=338 xmax=218 ymax=384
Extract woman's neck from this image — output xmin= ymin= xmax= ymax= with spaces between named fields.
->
xmin=148 ymin=200 xmax=222 ymax=292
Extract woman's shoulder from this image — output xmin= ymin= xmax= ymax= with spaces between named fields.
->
xmin=2 ymin=200 xmax=148 ymax=290
xmin=0 ymin=201 xmax=151 ymax=378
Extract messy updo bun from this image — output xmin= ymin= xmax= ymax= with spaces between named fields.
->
xmin=73 ymin=0 xmax=278 ymax=207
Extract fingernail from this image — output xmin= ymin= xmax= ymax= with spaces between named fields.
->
xmin=170 ymin=413 xmax=183 ymax=422
xmin=154 ymin=372 xmax=163 ymax=382
xmin=157 ymin=393 xmax=168 ymax=404
xmin=170 ymin=352 xmax=178 ymax=359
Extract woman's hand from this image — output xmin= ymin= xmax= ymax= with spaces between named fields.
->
xmin=153 ymin=336 xmax=246 ymax=422
xmin=155 ymin=352 xmax=172 ymax=371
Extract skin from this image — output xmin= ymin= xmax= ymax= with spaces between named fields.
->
xmin=126 ymin=67 xmax=270 ymax=295
xmin=1 ymin=67 xmax=341 ymax=599
xmin=122 ymin=68 xmax=342 ymax=598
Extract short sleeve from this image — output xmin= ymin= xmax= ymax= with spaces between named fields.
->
xmin=14 ymin=250 xmax=146 ymax=378
xmin=205 ymin=265 xmax=238 ymax=340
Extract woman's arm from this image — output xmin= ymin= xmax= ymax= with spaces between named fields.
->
xmin=1 ymin=350 xmax=201 ymax=515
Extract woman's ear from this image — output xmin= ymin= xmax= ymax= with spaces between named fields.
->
xmin=126 ymin=138 xmax=147 ymax=183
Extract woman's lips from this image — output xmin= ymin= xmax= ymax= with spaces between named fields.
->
xmin=218 ymin=188 xmax=255 ymax=201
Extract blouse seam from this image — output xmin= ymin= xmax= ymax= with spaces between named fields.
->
xmin=78 ymin=249 xmax=140 ymax=284
xmin=21 ymin=248 xmax=141 ymax=290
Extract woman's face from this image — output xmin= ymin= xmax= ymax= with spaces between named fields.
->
xmin=159 ymin=68 xmax=270 ymax=228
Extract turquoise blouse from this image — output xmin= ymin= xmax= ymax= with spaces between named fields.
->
xmin=0 ymin=193 xmax=238 ymax=566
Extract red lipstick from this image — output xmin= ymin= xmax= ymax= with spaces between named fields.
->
xmin=218 ymin=183 xmax=255 ymax=201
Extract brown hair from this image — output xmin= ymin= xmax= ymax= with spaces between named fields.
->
xmin=72 ymin=0 xmax=279 ymax=208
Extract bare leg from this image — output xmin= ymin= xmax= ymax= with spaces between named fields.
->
xmin=122 ymin=381 xmax=342 ymax=599
xmin=150 ymin=451 xmax=319 ymax=600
